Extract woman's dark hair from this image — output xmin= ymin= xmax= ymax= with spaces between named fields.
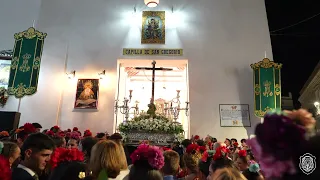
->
xmin=129 ymin=160 xmax=162 ymax=180
xmin=49 ymin=162 xmax=87 ymax=180
xmin=231 ymin=138 xmax=237 ymax=142
xmin=210 ymin=157 xmax=235 ymax=172
xmin=95 ymin=133 xmax=105 ymax=139
xmin=20 ymin=133 xmax=55 ymax=160
xmin=241 ymin=139 xmax=246 ymax=143
xmin=196 ymin=139 xmax=205 ymax=146
xmin=81 ymin=137 xmax=98 ymax=160
xmin=32 ymin=123 xmax=42 ymax=129
xmin=181 ymin=139 xmax=191 ymax=148
xmin=52 ymin=136 xmax=65 ymax=148
xmin=199 ymin=158 xmax=213 ymax=177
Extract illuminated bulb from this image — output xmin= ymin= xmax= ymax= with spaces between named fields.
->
xmin=144 ymin=0 xmax=159 ymax=8
xmin=314 ymin=102 xmax=320 ymax=106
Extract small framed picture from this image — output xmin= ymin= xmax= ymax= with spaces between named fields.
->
xmin=74 ymin=79 xmax=99 ymax=109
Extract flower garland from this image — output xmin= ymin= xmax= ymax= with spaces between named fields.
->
xmin=0 ymin=87 xmax=8 ymax=107
xmin=130 ymin=143 xmax=164 ymax=170
xmin=246 ymin=109 xmax=316 ymax=178
xmin=118 ymin=113 xmax=184 ymax=134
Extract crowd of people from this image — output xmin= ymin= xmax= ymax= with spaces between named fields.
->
xmin=0 ymin=108 xmax=319 ymax=180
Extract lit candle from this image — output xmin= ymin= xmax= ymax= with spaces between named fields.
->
xmin=264 ymin=51 xmax=267 ymax=58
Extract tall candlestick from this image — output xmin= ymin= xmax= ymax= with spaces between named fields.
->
xmin=264 ymin=51 xmax=267 ymax=58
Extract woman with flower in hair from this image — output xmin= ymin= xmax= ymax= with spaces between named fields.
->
xmin=129 ymin=143 xmax=164 ymax=180
xmin=207 ymin=146 xmax=235 ymax=180
xmin=183 ymin=144 xmax=205 ymax=180
xmin=15 ymin=123 xmax=37 ymax=147
xmin=49 ymin=147 xmax=87 ymax=180
xmin=68 ymin=131 xmax=81 ymax=149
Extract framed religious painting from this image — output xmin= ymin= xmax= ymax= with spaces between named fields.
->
xmin=74 ymin=79 xmax=99 ymax=109
xmin=141 ymin=11 xmax=165 ymax=44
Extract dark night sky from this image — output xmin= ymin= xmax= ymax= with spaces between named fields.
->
xmin=265 ymin=0 xmax=320 ymax=107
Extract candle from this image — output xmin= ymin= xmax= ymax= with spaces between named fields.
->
xmin=264 ymin=51 xmax=267 ymax=58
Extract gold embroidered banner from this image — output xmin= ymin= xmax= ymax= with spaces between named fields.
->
xmin=250 ymin=58 xmax=282 ymax=117
xmin=123 ymin=48 xmax=183 ymax=56
xmin=8 ymin=27 xmax=47 ymax=98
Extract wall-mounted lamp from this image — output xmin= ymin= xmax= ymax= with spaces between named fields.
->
xmin=144 ymin=0 xmax=159 ymax=8
xmin=66 ymin=70 xmax=76 ymax=79
xmin=314 ymin=101 xmax=320 ymax=115
xmin=98 ymin=70 xmax=106 ymax=79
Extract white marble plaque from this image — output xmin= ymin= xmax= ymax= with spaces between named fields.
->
xmin=219 ymin=104 xmax=251 ymax=127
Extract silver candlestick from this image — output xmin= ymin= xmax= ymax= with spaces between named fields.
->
xmin=114 ymin=90 xmax=139 ymax=122
xmin=164 ymin=90 xmax=189 ymax=121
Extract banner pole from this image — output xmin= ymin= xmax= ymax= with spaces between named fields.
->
xmin=17 ymin=99 xmax=21 ymax=112
xmin=55 ymin=42 xmax=69 ymax=126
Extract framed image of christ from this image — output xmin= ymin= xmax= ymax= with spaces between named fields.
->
xmin=219 ymin=104 xmax=251 ymax=127
xmin=141 ymin=11 xmax=165 ymax=44
xmin=74 ymin=79 xmax=99 ymax=109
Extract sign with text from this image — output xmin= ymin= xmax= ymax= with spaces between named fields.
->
xmin=123 ymin=48 xmax=183 ymax=56
xmin=219 ymin=104 xmax=251 ymax=127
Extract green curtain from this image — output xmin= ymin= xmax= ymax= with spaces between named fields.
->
xmin=8 ymin=27 xmax=47 ymax=98
xmin=251 ymin=58 xmax=282 ymax=117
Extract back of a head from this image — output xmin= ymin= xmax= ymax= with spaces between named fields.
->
xmin=214 ymin=168 xmax=247 ymax=180
xmin=21 ymin=133 xmax=55 ymax=160
xmin=32 ymin=123 xmax=42 ymax=129
xmin=129 ymin=160 xmax=162 ymax=180
xmin=89 ymin=140 xmax=121 ymax=178
xmin=162 ymin=150 xmax=180 ymax=176
xmin=49 ymin=161 xmax=87 ymax=180
xmin=211 ymin=157 xmax=236 ymax=172
xmin=81 ymin=137 xmax=98 ymax=158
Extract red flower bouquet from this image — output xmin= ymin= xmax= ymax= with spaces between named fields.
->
xmin=213 ymin=146 xmax=230 ymax=161
xmin=238 ymin=150 xmax=247 ymax=157
xmin=83 ymin=130 xmax=92 ymax=137
xmin=50 ymin=148 xmax=84 ymax=169
xmin=23 ymin=123 xmax=36 ymax=134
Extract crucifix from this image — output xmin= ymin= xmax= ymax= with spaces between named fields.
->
xmin=135 ymin=61 xmax=172 ymax=115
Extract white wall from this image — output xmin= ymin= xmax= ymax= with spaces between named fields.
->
xmin=0 ymin=0 xmax=273 ymax=141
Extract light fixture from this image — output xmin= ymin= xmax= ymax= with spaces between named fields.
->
xmin=144 ymin=0 xmax=159 ymax=8
xmin=98 ymin=70 xmax=106 ymax=79
xmin=315 ymin=101 xmax=320 ymax=115
xmin=66 ymin=70 xmax=76 ymax=79
xmin=314 ymin=102 xmax=319 ymax=106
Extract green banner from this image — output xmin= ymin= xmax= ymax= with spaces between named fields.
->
xmin=8 ymin=27 xmax=47 ymax=98
xmin=250 ymin=58 xmax=282 ymax=117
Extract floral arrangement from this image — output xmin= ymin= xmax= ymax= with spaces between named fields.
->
xmin=70 ymin=131 xmax=81 ymax=140
xmin=22 ymin=123 xmax=36 ymax=134
xmin=201 ymin=150 xmax=215 ymax=162
xmin=118 ymin=113 xmax=184 ymax=134
xmin=248 ymin=161 xmax=260 ymax=173
xmin=247 ymin=109 xmax=316 ymax=178
xmin=50 ymin=147 xmax=84 ymax=169
xmin=0 ymin=87 xmax=8 ymax=108
xmin=130 ymin=143 xmax=165 ymax=170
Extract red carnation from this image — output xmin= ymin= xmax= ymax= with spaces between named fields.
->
xmin=213 ymin=146 xmax=230 ymax=161
xmin=233 ymin=142 xmax=239 ymax=147
xmin=50 ymin=148 xmax=84 ymax=169
xmin=194 ymin=135 xmax=200 ymax=140
xmin=199 ymin=146 xmax=206 ymax=153
xmin=46 ymin=130 xmax=55 ymax=136
xmin=23 ymin=123 xmax=36 ymax=134
xmin=58 ymin=131 xmax=65 ymax=137
xmin=83 ymin=130 xmax=92 ymax=137
xmin=73 ymin=127 xmax=78 ymax=131
xmin=238 ymin=150 xmax=247 ymax=157
xmin=53 ymin=126 xmax=59 ymax=129
xmin=0 ymin=155 xmax=11 ymax=180
xmin=186 ymin=144 xmax=199 ymax=154
xmin=67 ymin=129 xmax=71 ymax=132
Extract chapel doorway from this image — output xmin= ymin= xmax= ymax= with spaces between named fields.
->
xmin=114 ymin=59 xmax=190 ymax=138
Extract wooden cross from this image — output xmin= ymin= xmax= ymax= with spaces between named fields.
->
xmin=135 ymin=61 xmax=172 ymax=105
